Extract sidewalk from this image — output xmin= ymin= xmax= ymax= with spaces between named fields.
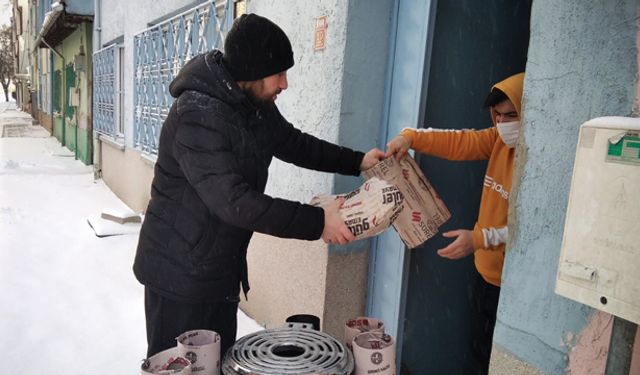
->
xmin=0 ymin=101 xmax=48 ymax=138
xmin=1 ymin=105 xmax=147 ymax=373
xmin=0 ymin=106 xmax=261 ymax=373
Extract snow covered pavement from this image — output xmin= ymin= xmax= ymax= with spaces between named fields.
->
xmin=0 ymin=105 xmax=262 ymax=373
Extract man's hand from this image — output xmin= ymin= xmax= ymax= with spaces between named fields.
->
xmin=437 ymin=229 xmax=475 ymax=259
xmin=321 ymin=198 xmax=355 ymax=245
xmin=360 ymin=148 xmax=386 ymax=171
xmin=385 ymin=135 xmax=410 ymax=160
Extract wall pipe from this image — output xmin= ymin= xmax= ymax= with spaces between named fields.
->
xmin=93 ymin=0 xmax=102 ymax=177
xmin=94 ymin=0 xmax=101 ymax=47
xmin=605 ymin=316 xmax=637 ymax=375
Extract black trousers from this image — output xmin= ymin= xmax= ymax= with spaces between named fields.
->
xmin=469 ymin=272 xmax=501 ymax=375
xmin=144 ymin=287 xmax=239 ymax=358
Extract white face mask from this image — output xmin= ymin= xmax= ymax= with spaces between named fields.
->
xmin=496 ymin=120 xmax=521 ymax=148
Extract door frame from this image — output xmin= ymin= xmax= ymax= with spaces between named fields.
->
xmin=366 ymin=0 xmax=438 ymax=368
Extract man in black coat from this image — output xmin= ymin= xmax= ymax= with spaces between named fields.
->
xmin=133 ymin=13 xmax=385 ymax=358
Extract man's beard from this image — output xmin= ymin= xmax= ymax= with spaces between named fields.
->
xmin=243 ymin=88 xmax=279 ymax=110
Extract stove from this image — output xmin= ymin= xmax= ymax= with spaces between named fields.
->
xmin=222 ymin=322 xmax=354 ymax=374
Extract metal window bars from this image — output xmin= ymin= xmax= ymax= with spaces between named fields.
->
xmin=133 ymin=0 xmax=234 ymax=155
xmin=92 ymin=44 xmax=118 ymax=138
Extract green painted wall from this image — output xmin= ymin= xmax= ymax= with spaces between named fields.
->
xmin=52 ymin=69 xmax=61 ymax=114
xmin=65 ymin=63 xmax=76 ymax=120
xmin=50 ymin=22 xmax=93 ymax=164
xmin=53 ymin=115 xmax=63 ymax=142
xmin=75 ymin=127 xmax=92 ymax=163
xmin=52 ymin=54 xmax=64 ymax=144
xmin=81 ymin=22 xmax=93 ymax=164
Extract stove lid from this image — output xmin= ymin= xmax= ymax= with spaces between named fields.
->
xmin=222 ymin=324 xmax=354 ymax=375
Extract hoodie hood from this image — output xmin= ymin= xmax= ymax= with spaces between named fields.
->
xmin=490 ymin=72 xmax=524 ymax=126
xmin=169 ymin=50 xmax=247 ymax=107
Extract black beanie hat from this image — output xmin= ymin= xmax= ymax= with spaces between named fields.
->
xmin=223 ymin=14 xmax=294 ymax=81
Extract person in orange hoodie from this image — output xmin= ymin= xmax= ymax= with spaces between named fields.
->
xmin=385 ymin=72 xmax=524 ymax=374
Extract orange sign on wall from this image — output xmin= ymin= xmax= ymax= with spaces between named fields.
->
xmin=314 ymin=16 xmax=328 ymax=51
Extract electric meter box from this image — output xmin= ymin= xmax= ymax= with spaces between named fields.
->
xmin=556 ymin=117 xmax=640 ymax=324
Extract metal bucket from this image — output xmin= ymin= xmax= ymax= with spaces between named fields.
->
xmin=222 ymin=320 xmax=354 ymax=374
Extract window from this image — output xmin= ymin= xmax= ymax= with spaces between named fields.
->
xmin=132 ymin=0 xmax=234 ymax=154
xmin=93 ymin=44 xmax=124 ymax=139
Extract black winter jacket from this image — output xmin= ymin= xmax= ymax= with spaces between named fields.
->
xmin=133 ymin=50 xmax=364 ymax=302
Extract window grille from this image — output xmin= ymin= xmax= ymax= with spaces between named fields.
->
xmin=92 ymin=44 xmax=122 ymax=138
xmin=133 ymin=0 xmax=234 ymax=155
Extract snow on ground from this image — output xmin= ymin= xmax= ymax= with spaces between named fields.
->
xmin=0 ymin=104 xmax=262 ymax=373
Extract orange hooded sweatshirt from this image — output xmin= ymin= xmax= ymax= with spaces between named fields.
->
xmin=400 ymin=73 xmax=524 ymax=287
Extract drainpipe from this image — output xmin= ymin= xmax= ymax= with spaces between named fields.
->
xmin=74 ymin=95 xmax=78 ymax=160
xmin=94 ymin=0 xmax=101 ymax=48
xmin=73 ymin=74 xmax=79 ymax=160
xmin=41 ymin=38 xmax=65 ymax=147
xmin=49 ymin=52 xmax=54 ymax=130
xmin=93 ymin=0 xmax=102 ymax=178
xmin=605 ymin=316 xmax=637 ymax=375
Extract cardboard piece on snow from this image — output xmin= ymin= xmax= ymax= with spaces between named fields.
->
xmin=363 ymin=155 xmax=450 ymax=248
xmin=311 ymin=177 xmax=404 ymax=240
xmin=87 ymin=214 xmax=142 ymax=237
xmin=100 ymin=207 xmax=142 ymax=224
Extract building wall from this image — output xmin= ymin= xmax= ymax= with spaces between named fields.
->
xmin=50 ymin=22 xmax=92 ymax=164
xmin=96 ymin=0 xmax=391 ymax=338
xmin=243 ymin=0 xmax=347 ymax=334
xmin=52 ymin=55 xmax=62 ymax=140
xmin=37 ymin=109 xmax=52 ymax=132
xmin=36 ymin=49 xmax=52 ymax=124
xmin=242 ymin=0 xmax=392 ymax=338
xmin=35 ymin=0 xmax=47 ymax=32
xmin=66 ymin=0 xmax=94 ymax=15
xmin=31 ymin=3 xmax=52 ymax=126
xmin=100 ymin=143 xmax=155 ymax=213
xmin=13 ymin=0 xmax=32 ymax=112
xmin=492 ymin=1 xmax=640 ymax=374
xmin=95 ymin=0 xmax=198 ymax=209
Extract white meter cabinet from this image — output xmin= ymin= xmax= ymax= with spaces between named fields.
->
xmin=557 ymin=117 xmax=640 ymax=324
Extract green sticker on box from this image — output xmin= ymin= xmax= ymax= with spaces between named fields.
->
xmin=607 ymin=132 xmax=640 ymax=165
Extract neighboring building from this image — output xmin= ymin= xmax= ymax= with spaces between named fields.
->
xmin=31 ymin=0 xmax=94 ymax=164
xmin=10 ymin=0 xmax=32 ymax=112
xmin=30 ymin=1 xmax=53 ymax=132
xmin=490 ymin=1 xmax=640 ymax=374
xmin=90 ymin=0 xmax=640 ymax=374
